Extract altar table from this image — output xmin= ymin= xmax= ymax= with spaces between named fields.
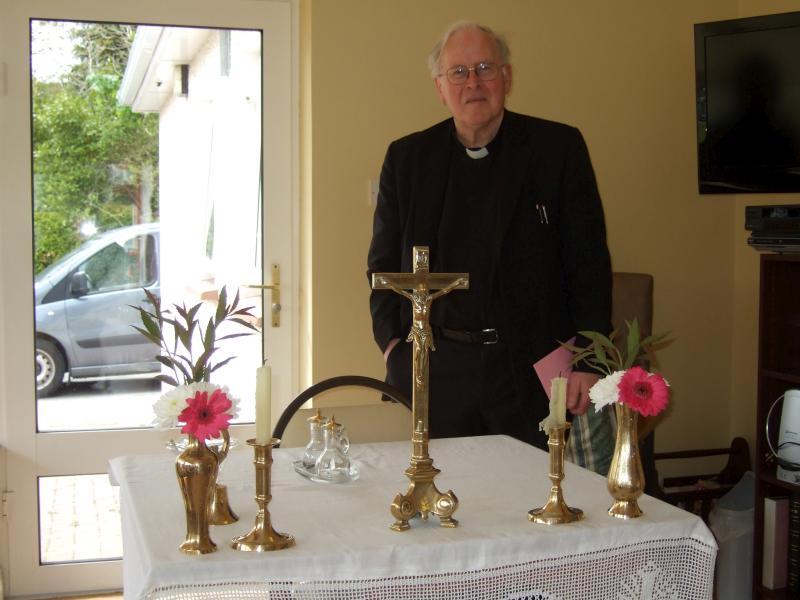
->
xmin=109 ymin=435 xmax=717 ymax=600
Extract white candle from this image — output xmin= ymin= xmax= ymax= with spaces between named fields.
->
xmin=550 ymin=376 xmax=568 ymax=428
xmin=255 ymin=361 xmax=272 ymax=445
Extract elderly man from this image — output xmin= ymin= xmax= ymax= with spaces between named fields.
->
xmin=367 ymin=21 xmax=612 ymax=451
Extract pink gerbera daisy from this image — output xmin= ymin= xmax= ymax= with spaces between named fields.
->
xmin=178 ymin=387 xmax=233 ymax=441
xmin=617 ymin=366 xmax=670 ymax=417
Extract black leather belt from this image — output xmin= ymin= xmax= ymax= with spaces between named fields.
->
xmin=437 ymin=327 xmax=499 ymax=345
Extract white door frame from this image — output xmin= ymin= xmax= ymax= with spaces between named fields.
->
xmin=0 ymin=0 xmax=298 ymax=595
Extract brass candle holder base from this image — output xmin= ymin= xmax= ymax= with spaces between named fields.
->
xmin=528 ymin=425 xmax=584 ymax=525
xmin=390 ymin=426 xmax=458 ymax=531
xmin=231 ymin=438 xmax=295 ymax=552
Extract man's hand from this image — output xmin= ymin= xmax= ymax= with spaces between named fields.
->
xmin=383 ymin=338 xmax=400 ymax=362
xmin=566 ymin=371 xmax=600 ymax=415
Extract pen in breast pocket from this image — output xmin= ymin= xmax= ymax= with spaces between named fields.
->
xmin=536 ymin=204 xmax=549 ymax=224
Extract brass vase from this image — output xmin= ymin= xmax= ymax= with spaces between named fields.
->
xmin=607 ymin=403 xmax=645 ymax=519
xmin=175 ymin=433 xmax=219 ymax=554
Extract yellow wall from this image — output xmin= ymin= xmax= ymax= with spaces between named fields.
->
xmin=302 ymin=0 xmax=800 ymax=458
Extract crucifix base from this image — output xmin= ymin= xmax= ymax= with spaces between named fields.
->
xmin=390 ymin=457 xmax=458 ymax=531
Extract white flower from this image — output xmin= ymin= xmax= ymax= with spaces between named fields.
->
xmin=217 ymin=384 xmax=240 ymax=419
xmin=153 ymin=385 xmax=190 ymax=429
xmin=589 ymin=370 xmax=625 ymax=412
xmin=152 ymin=382 xmax=239 ymax=429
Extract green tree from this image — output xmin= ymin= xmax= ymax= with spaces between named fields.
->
xmin=32 ymin=22 xmax=159 ymax=274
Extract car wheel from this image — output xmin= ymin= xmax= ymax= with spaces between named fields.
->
xmin=36 ymin=339 xmax=66 ymax=397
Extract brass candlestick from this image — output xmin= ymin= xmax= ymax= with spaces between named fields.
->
xmin=373 ymin=246 xmax=468 ymax=531
xmin=528 ymin=425 xmax=584 ymax=525
xmin=231 ymin=438 xmax=295 ymax=552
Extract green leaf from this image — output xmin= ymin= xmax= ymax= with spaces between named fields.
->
xmin=142 ymin=314 xmax=163 ymax=341
xmin=591 ymin=339 xmax=607 ymax=365
xmin=228 ymin=318 xmax=258 ymax=332
xmin=641 ymin=331 xmax=672 ymax=350
xmin=192 ymin=342 xmax=213 ymax=381
xmin=155 ymin=374 xmax=179 ymax=387
xmin=172 ymin=322 xmax=191 ymax=352
xmin=130 ymin=308 xmax=161 ymax=338
xmin=142 ymin=288 xmax=158 ymax=307
xmin=186 ymin=302 xmax=202 ymax=326
xmin=191 ymin=363 xmax=206 ymax=383
xmin=579 ymin=330 xmax=617 ymax=351
xmin=215 ymin=286 xmax=228 ymax=325
xmin=585 ymin=358 xmax=613 ymax=376
xmin=203 ymin=318 xmax=215 ymax=352
xmin=210 ymin=355 xmax=236 ymax=372
xmin=195 ymin=345 xmax=213 ymax=370
xmin=558 ymin=339 xmax=586 ymax=354
xmin=172 ymin=352 xmax=193 ymax=367
xmin=217 ymin=332 xmax=254 ymax=341
xmin=155 ymin=355 xmax=176 ymax=368
xmin=130 ymin=325 xmax=161 ymax=346
xmin=566 ymin=350 xmax=592 ymax=366
xmin=175 ymin=303 xmax=190 ymax=321
xmin=624 ymin=319 xmax=641 ymax=370
xmin=169 ymin=355 xmax=193 ymax=383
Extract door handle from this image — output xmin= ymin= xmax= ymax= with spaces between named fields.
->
xmin=244 ymin=263 xmax=281 ymax=327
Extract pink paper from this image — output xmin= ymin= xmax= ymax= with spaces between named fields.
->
xmin=533 ymin=338 xmax=574 ymax=399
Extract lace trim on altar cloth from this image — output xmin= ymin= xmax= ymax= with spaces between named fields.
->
xmin=144 ymin=537 xmax=717 ymax=600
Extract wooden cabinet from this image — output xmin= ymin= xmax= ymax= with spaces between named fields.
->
xmin=753 ymin=253 xmax=800 ymax=599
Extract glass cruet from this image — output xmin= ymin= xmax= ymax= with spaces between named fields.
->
xmin=302 ymin=408 xmax=326 ymax=469
xmin=314 ymin=415 xmax=350 ymax=482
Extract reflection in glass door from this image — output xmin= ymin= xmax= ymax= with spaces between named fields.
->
xmin=31 ymin=18 xmax=263 ymax=567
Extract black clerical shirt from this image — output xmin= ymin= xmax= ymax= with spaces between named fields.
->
xmin=432 ymin=128 xmax=504 ymax=331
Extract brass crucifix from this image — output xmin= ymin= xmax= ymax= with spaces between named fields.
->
xmin=372 ymin=246 xmax=468 ymax=531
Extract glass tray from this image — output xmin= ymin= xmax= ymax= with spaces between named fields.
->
xmin=292 ymin=460 xmax=359 ymax=484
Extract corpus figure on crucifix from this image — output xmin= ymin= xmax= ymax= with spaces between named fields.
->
xmin=375 ymin=271 xmax=467 ymax=386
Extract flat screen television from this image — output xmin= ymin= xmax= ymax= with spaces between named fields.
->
xmin=695 ymin=11 xmax=800 ymax=194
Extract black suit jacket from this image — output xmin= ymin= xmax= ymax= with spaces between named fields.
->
xmin=368 ymin=110 xmax=612 ymax=381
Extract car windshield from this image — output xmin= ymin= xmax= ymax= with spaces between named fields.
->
xmin=35 ymin=242 xmax=92 ymax=281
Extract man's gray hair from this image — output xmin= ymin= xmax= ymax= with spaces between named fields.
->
xmin=427 ymin=21 xmax=511 ymax=77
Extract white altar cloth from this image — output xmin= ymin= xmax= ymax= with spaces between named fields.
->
xmin=109 ymin=435 xmax=717 ymax=600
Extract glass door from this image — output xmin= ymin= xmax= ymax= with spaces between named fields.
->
xmin=0 ymin=0 xmax=296 ymax=596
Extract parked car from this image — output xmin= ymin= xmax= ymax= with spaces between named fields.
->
xmin=34 ymin=222 xmax=161 ymax=397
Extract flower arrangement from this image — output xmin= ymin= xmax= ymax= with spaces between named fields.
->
xmin=562 ymin=319 xmax=672 ymax=417
xmin=133 ymin=287 xmax=257 ymax=442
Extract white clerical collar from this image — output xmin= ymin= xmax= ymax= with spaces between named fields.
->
xmin=465 ymin=146 xmax=489 ymax=159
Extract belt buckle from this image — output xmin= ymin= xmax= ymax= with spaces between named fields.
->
xmin=482 ymin=328 xmax=498 ymax=344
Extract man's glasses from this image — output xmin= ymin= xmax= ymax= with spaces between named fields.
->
xmin=441 ymin=62 xmax=503 ymax=85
